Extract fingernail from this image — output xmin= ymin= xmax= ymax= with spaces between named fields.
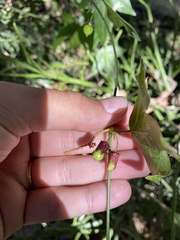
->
xmin=101 ymin=97 xmax=127 ymax=113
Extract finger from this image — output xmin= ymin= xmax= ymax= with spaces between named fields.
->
xmin=114 ymin=104 xmax=134 ymax=127
xmin=0 ymin=82 xmax=128 ymax=135
xmin=31 ymin=150 xmax=149 ymax=188
xmin=30 ymin=130 xmax=136 ymax=157
xmin=0 ymin=82 xmax=127 ymax=162
xmin=25 ymin=180 xmax=131 ymax=225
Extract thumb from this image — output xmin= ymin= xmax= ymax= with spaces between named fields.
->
xmin=46 ymin=90 xmax=128 ymax=132
xmin=0 ymin=82 xmax=128 ymax=134
xmin=0 ymin=82 xmax=127 ymax=161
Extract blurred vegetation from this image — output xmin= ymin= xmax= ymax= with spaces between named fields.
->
xmin=0 ymin=0 xmax=180 ymax=239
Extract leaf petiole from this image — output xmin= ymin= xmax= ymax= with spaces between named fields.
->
xmin=115 ymin=129 xmax=131 ymax=134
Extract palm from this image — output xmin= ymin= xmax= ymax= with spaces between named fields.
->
xmin=0 ymin=136 xmax=30 ymax=236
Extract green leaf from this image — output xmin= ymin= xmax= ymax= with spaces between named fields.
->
xmin=145 ymin=175 xmax=163 ymax=184
xmin=91 ymin=44 xmax=124 ymax=80
xmin=93 ymin=1 xmax=110 ymax=46
xmin=104 ymin=1 xmax=140 ymax=41
xmin=129 ymin=60 xmax=180 ymax=183
xmin=53 ymin=23 xmax=79 ymax=48
xmin=109 ymin=0 xmax=136 ymax=16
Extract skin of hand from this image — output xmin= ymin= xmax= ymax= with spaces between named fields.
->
xmin=0 ymin=81 xmax=149 ymax=240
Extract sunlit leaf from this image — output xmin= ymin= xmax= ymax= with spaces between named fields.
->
xmin=109 ymin=0 xmax=136 ymax=16
xmin=129 ymin=60 xmax=180 ymax=183
xmin=104 ymin=1 xmax=140 ymax=41
xmin=91 ymin=44 xmax=124 ymax=80
xmin=93 ymin=1 xmax=110 ymax=46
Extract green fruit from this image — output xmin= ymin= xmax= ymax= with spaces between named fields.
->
xmin=83 ymin=24 xmax=93 ymax=37
xmin=108 ymin=161 xmax=115 ymax=171
xmin=93 ymin=150 xmax=104 ymax=161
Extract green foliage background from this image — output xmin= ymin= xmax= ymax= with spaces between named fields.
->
xmin=0 ymin=0 xmax=180 ymax=239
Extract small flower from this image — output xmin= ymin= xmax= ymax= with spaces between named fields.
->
xmin=92 ymin=141 xmax=110 ymax=161
xmin=96 ymin=141 xmax=110 ymax=152
xmin=107 ymin=152 xmax=120 ymax=171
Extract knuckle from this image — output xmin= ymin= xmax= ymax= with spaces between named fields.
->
xmin=84 ymin=185 xmax=94 ymax=214
xmin=57 ymin=157 xmax=72 ymax=185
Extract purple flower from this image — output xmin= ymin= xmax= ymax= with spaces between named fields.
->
xmin=96 ymin=141 xmax=110 ymax=152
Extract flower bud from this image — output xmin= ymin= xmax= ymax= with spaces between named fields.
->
xmin=96 ymin=140 xmax=110 ymax=152
xmin=107 ymin=152 xmax=119 ymax=171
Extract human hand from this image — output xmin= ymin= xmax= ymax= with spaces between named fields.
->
xmin=0 ymin=81 xmax=149 ymax=239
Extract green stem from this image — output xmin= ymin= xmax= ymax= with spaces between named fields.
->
xmin=88 ymin=0 xmax=119 ymax=93
xmin=105 ymin=132 xmax=115 ymax=240
xmin=151 ymin=31 xmax=170 ymax=91
xmin=138 ymin=0 xmax=153 ymax=23
xmin=106 ymin=169 xmax=111 ymax=240
xmin=115 ymin=129 xmax=131 ymax=134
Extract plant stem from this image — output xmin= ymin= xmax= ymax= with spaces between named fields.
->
xmin=105 ymin=131 xmax=125 ymax=240
xmin=170 ymin=160 xmax=179 ymax=240
xmin=106 ymin=169 xmax=111 ymax=240
xmin=88 ymin=0 xmax=119 ymax=93
xmin=115 ymin=129 xmax=131 ymax=134
xmin=106 ymin=132 xmax=114 ymax=240
xmin=138 ymin=0 xmax=153 ymax=23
